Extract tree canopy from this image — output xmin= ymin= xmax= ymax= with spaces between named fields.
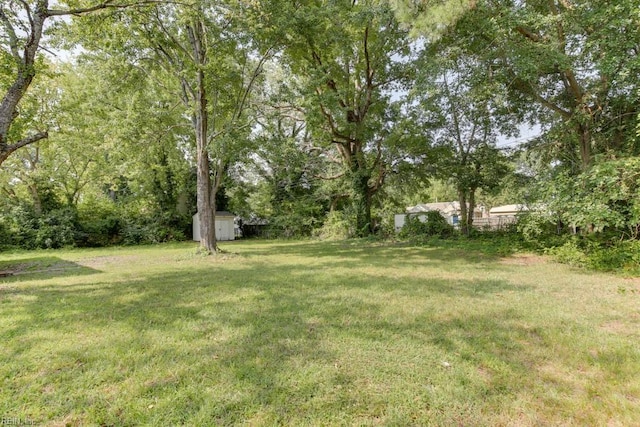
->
xmin=1 ymin=0 xmax=639 ymax=251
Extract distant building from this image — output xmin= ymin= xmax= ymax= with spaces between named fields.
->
xmin=489 ymin=204 xmax=529 ymax=217
xmin=394 ymin=201 xmax=486 ymax=232
xmin=192 ymin=211 xmax=236 ymax=241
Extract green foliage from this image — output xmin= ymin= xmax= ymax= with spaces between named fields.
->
xmin=398 ymin=211 xmax=454 ymax=239
xmin=315 ymin=210 xmax=351 ymax=241
xmin=35 ymin=208 xmax=80 ymax=249
xmin=516 ymin=210 xmax=561 ymax=245
xmin=546 ymin=237 xmax=640 ymax=274
xmin=531 ymin=158 xmax=640 ymax=237
xmin=0 ymin=216 xmax=11 ymax=250
xmin=392 ymin=0 xmax=476 ymax=38
xmin=76 ymin=199 xmax=122 ymax=247
xmin=545 ymin=239 xmax=588 ymax=268
xmin=267 ymin=0 xmax=413 ymax=236
xmin=119 ymin=211 xmax=187 ymax=246
xmin=2 ymin=205 xmax=79 ymax=249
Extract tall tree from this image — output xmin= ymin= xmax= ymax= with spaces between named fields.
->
xmin=413 ymin=39 xmax=515 ymax=235
xmin=260 ymin=0 xmax=413 ymax=236
xmin=66 ymin=1 xmax=271 ymax=253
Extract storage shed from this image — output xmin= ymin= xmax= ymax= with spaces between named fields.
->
xmin=192 ymin=211 xmax=236 ymax=241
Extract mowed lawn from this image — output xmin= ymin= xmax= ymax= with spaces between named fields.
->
xmin=1 ymin=240 xmax=639 ymax=426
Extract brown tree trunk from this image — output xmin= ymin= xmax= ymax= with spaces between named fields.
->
xmin=349 ymin=163 xmax=373 ymax=237
xmin=577 ymin=123 xmax=592 ymax=171
xmin=467 ymin=188 xmax=477 ymax=233
xmin=196 ymin=139 xmax=216 ymax=253
xmin=458 ymin=189 xmax=469 ymax=236
xmin=188 ymin=18 xmax=217 ymax=254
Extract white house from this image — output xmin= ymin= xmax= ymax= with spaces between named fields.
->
xmin=192 ymin=211 xmax=236 ymax=241
xmin=395 ymin=201 xmax=486 ymax=232
xmin=489 ymin=204 xmax=529 ymax=217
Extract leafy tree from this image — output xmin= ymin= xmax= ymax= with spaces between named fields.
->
xmin=412 ymin=36 xmax=514 ymax=235
xmin=243 ymin=80 xmax=330 ymax=237
xmin=0 ymin=0 xmax=156 ymax=167
xmin=259 ymin=0 xmax=413 ymax=236
xmin=448 ymin=0 xmax=640 ymax=172
xmin=64 ymin=1 xmax=272 ymax=253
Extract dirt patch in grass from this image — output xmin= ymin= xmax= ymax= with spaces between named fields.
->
xmin=0 ymin=257 xmax=100 ymax=279
xmin=79 ymin=255 xmax=143 ymax=268
xmin=0 ymin=260 xmax=84 ymax=276
xmin=620 ymin=277 xmax=640 ymax=288
xmin=499 ymin=253 xmax=548 ymax=266
xmin=600 ymin=312 xmax=640 ymax=336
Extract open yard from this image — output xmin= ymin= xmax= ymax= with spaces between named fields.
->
xmin=1 ymin=240 xmax=639 ymax=426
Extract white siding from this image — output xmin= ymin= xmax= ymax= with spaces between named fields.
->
xmin=192 ymin=213 xmax=235 ymax=241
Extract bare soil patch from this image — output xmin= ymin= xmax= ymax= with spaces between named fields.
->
xmin=499 ymin=253 xmax=548 ymax=266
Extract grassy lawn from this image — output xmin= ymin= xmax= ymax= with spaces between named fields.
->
xmin=1 ymin=240 xmax=639 ymax=426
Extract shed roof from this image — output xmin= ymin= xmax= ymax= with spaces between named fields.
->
xmin=193 ymin=211 xmax=235 ymax=219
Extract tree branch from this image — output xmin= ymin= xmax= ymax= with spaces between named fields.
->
xmin=0 ymin=6 xmax=23 ymax=60
xmin=0 ymin=131 xmax=48 ymax=165
xmin=45 ymin=0 xmax=170 ymax=17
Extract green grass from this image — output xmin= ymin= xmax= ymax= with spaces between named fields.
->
xmin=1 ymin=240 xmax=639 ymax=426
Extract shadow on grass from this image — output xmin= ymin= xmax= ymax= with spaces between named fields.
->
xmin=235 ymin=238 xmax=521 ymax=269
xmin=0 ymin=253 xmax=554 ymax=425
xmin=0 ymin=256 xmax=99 ymax=281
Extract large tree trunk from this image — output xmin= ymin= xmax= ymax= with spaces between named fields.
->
xmin=458 ymin=189 xmax=469 ymax=236
xmin=194 ymin=93 xmax=217 ymax=253
xmin=188 ymin=18 xmax=217 ymax=254
xmin=193 ymin=75 xmax=217 ymax=252
xmin=349 ymin=165 xmax=373 ymax=237
xmin=577 ymin=122 xmax=592 ymax=171
xmin=467 ymin=188 xmax=477 ymax=233
xmin=196 ymin=138 xmax=216 ymax=253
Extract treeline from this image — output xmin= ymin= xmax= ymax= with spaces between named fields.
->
xmin=1 ymin=0 xmax=639 ymax=266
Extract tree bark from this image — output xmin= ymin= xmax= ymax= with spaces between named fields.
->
xmin=577 ymin=123 xmax=592 ymax=171
xmin=0 ymin=2 xmax=48 ymax=166
xmin=458 ymin=189 xmax=469 ymax=236
xmin=189 ymin=19 xmax=217 ymax=254
xmin=349 ymin=167 xmax=373 ymax=237
xmin=467 ymin=187 xmax=476 ymax=233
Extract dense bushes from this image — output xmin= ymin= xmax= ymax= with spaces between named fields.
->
xmin=398 ymin=212 xmax=454 ymax=239
xmin=545 ymin=237 xmax=640 ymax=274
xmin=1 ymin=206 xmax=80 ymax=249
xmin=393 ymin=209 xmax=640 ymax=274
xmin=1 ymin=201 xmax=191 ymax=250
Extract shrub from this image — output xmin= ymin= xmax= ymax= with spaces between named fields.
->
xmin=0 ymin=216 xmax=14 ymax=250
xmin=77 ymin=200 xmax=123 ymax=246
xmin=315 ymin=211 xmax=351 ymax=240
xmin=399 ymin=211 xmax=454 ymax=239
xmin=545 ymin=239 xmax=588 ymax=267
xmin=34 ymin=207 xmax=80 ymax=249
xmin=121 ymin=210 xmax=187 ymax=245
xmin=545 ymin=237 xmax=640 ymax=273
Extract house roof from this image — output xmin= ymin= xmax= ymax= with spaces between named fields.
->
xmin=407 ymin=202 xmax=460 ymax=215
xmin=407 ymin=201 xmax=484 ymax=216
xmin=489 ymin=204 xmax=528 ymax=214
